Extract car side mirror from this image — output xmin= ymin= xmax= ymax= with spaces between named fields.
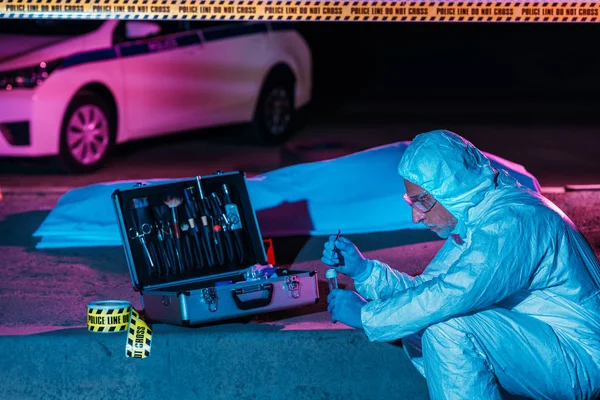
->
xmin=125 ymin=21 xmax=161 ymax=40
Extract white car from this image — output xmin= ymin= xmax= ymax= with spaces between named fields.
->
xmin=0 ymin=19 xmax=312 ymax=172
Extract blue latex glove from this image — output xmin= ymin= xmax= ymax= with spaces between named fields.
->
xmin=327 ymin=289 xmax=367 ymax=329
xmin=321 ymin=235 xmax=368 ymax=279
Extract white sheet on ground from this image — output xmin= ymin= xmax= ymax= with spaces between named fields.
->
xmin=33 ymin=141 xmax=541 ymax=248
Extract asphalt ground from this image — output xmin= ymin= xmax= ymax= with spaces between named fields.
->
xmin=1 ymin=114 xmax=599 ymax=399
xmin=1 ymin=189 xmax=598 ymax=399
xmin=1 ymin=109 xmax=600 ymax=189
xmin=1 ymin=189 xmax=599 ymax=334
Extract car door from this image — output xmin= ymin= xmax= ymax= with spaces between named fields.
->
xmin=115 ymin=21 xmax=203 ymax=139
xmin=185 ymin=21 xmax=271 ymax=127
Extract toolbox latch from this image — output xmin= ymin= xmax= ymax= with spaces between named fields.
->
xmin=201 ymin=287 xmax=218 ymax=313
xmin=284 ymin=275 xmax=301 ymax=299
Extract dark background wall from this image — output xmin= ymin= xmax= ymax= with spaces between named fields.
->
xmin=294 ymin=22 xmax=600 ymax=109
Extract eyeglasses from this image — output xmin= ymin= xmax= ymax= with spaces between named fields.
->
xmin=403 ymin=190 xmax=437 ymax=214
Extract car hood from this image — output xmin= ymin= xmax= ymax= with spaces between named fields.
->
xmin=0 ymin=34 xmax=94 ymax=72
xmin=0 ymin=34 xmax=72 ymax=64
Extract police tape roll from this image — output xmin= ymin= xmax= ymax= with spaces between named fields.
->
xmin=1 ymin=1 xmax=600 ymax=23
xmin=125 ymin=308 xmax=153 ymax=359
xmin=87 ymin=300 xmax=153 ymax=359
xmin=87 ymin=300 xmax=131 ymax=333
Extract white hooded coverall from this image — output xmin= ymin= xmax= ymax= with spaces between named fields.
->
xmin=353 ymin=130 xmax=600 ymax=399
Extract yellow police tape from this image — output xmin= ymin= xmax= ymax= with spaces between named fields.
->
xmin=0 ymin=1 xmax=599 ymax=22
xmin=87 ymin=300 xmax=153 ymax=359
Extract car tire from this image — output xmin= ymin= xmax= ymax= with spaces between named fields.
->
xmin=58 ymin=91 xmax=115 ymax=173
xmin=249 ymin=71 xmax=297 ymax=146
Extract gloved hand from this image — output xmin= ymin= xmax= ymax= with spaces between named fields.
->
xmin=327 ymin=289 xmax=367 ymax=329
xmin=321 ymin=235 xmax=368 ymax=279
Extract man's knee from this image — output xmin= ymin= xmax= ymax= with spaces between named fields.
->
xmin=422 ymin=314 xmax=497 ymax=377
xmin=422 ymin=316 xmax=468 ymax=349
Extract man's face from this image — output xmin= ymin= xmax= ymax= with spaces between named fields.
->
xmin=404 ymin=179 xmax=458 ymax=238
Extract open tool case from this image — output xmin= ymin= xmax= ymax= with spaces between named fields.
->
xmin=112 ymin=171 xmax=319 ymax=326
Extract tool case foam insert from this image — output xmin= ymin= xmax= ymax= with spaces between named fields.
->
xmin=112 ymin=171 xmax=320 ymax=326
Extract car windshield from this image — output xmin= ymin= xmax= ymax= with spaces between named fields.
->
xmin=0 ymin=19 xmax=104 ymax=36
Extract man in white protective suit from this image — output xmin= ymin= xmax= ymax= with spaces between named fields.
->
xmin=322 ymin=130 xmax=600 ymax=400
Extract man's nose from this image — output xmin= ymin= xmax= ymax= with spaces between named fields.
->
xmin=412 ymin=207 xmax=425 ymax=224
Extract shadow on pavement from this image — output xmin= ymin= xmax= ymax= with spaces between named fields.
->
xmin=41 ymin=246 xmax=129 ymax=275
xmin=0 ymin=210 xmax=50 ymax=249
xmin=271 ymin=228 xmax=440 ymax=266
xmin=0 ymin=205 xmax=440 ymax=274
xmin=256 ymin=200 xmax=314 ymax=241
xmin=0 ymin=125 xmax=251 ymax=177
xmin=0 ymin=157 xmax=62 ymax=176
xmin=0 ymin=207 xmax=440 ymax=328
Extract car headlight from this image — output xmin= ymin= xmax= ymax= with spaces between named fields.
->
xmin=0 ymin=59 xmax=62 ymax=90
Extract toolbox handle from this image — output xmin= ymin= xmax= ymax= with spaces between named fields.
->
xmin=232 ymin=283 xmax=274 ymax=310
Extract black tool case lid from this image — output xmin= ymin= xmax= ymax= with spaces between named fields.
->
xmin=111 ymin=171 xmax=268 ymax=292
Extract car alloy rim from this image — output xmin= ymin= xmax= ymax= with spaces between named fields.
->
xmin=263 ymin=86 xmax=291 ymax=136
xmin=66 ymin=105 xmax=110 ymax=166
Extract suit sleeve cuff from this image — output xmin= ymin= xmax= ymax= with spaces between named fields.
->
xmin=353 ymin=259 xmax=374 ymax=283
xmin=360 ymin=301 xmax=380 ymax=342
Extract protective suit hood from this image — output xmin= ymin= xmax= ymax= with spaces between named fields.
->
xmin=397 ymin=130 xmax=501 ymax=236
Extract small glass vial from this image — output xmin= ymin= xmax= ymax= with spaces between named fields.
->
xmin=326 ymin=268 xmax=338 ymax=291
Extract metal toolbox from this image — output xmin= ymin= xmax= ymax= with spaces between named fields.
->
xmin=111 ymin=171 xmax=320 ymax=326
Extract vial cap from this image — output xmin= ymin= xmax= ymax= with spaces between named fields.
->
xmin=325 ymin=269 xmax=338 ymax=279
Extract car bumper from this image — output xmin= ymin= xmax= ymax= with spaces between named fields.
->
xmin=0 ymin=88 xmax=60 ymax=157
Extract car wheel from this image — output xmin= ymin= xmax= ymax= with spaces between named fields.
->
xmin=58 ymin=91 xmax=115 ymax=173
xmin=251 ymin=72 xmax=296 ymax=145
